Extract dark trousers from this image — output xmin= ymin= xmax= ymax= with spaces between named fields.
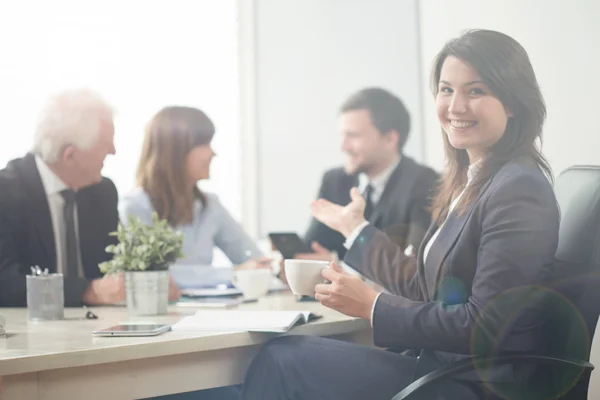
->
xmin=242 ymin=335 xmax=481 ymax=400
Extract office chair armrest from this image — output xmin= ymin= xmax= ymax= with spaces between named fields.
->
xmin=391 ymin=354 xmax=594 ymax=400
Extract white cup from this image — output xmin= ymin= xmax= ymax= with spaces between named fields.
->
xmin=284 ymin=259 xmax=330 ymax=296
xmin=232 ymin=269 xmax=272 ymax=300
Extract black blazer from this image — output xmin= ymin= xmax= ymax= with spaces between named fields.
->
xmin=304 ymin=156 xmax=439 ymax=258
xmin=344 ymin=160 xmax=560 ymax=371
xmin=0 ymin=153 xmax=119 ymax=307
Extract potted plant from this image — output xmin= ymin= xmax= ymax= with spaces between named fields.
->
xmin=99 ymin=213 xmax=184 ymax=316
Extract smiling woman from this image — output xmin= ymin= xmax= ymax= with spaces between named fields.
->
xmin=435 ymin=56 xmax=512 ymax=162
xmin=241 ymin=29 xmax=560 ymax=400
xmin=430 ymin=29 xmax=551 ymax=225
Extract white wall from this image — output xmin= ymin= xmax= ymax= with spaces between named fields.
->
xmin=0 ymin=0 xmax=243 ymax=220
xmin=253 ymin=0 xmax=424 ymax=237
xmin=419 ymin=0 xmax=600 ymax=176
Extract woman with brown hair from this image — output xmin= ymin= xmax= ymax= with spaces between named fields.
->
xmin=242 ymin=29 xmax=560 ymax=399
xmin=120 ymin=106 xmax=269 ymax=286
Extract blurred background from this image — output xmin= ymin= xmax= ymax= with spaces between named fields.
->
xmin=0 ymin=0 xmax=598 ymax=238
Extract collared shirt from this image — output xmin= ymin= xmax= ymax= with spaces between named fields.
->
xmin=343 ymin=156 xmax=401 ymax=250
xmin=357 ymin=155 xmax=401 ymax=206
xmin=119 ymin=188 xmax=263 ymax=285
xmin=35 ymin=155 xmax=83 ymax=276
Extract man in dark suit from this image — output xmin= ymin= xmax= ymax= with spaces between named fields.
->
xmin=0 ymin=89 xmax=125 ymax=307
xmin=302 ymin=87 xmax=438 ymax=260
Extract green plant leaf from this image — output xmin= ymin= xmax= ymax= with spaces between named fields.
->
xmin=99 ymin=212 xmax=184 ymax=275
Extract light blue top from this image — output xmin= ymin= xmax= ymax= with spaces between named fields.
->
xmin=119 ymin=188 xmax=262 ymax=286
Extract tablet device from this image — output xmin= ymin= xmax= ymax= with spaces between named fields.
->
xmin=92 ymin=324 xmax=171 ymax=337
xmin=268 ymin=232 xmax=312 ymax=259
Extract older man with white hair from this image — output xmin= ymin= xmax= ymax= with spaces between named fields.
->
xmin=0 ymin=89 xmax=130 ymax=306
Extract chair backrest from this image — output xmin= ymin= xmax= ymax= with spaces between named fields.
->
xmin=547 ymin=165 xmax=600 ymax=397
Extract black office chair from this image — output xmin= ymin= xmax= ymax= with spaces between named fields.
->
xmin=392 ymin=165 xmax=600 ymax=400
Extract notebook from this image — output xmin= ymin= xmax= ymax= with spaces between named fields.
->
xmin=171 ymin=310 xmax=322 ymax=333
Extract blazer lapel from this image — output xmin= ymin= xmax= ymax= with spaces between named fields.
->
xmin=20 ymin=154 xmax=57 ymax=270
xmin=422 ymin=178 xmax=494 ymax=299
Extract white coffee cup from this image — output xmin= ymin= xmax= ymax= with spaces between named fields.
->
xmin=284 ymin=259 xmax=330 ymax=296
xmin=232 ymin=269 xmax=272 ymax=300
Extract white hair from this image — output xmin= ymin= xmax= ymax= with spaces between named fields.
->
xmin=33 ymin=89 xmax=114 ymax=163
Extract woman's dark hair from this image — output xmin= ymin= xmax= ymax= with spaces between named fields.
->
xmin=137 ymin=106 xmax=215 ymax=226
xmin=430 ymin=29 xmax=552 ymax=224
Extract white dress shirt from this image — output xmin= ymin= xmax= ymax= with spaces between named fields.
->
xmin=357 ymin=155 xmax=401 ymax=206
xmin=35 ymin=155 xmax=83 ymax=277
xmin=343 ymin=156 xmax=401 ymax=250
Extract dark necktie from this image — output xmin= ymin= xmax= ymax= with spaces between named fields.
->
xmin=363 ymin=184 xmax=374 ymax=220
xmin=60 ymin=189 xmax=80 ymax=277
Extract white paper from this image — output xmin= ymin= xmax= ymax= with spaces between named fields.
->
xmin=171 ymin=310 xmax=317 ymax=333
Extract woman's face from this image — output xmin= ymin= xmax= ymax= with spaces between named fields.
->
xmin=435 ymin=56 xmax=512 ymax=163
xmin=186 ymin=144 xmax=216 ymax=183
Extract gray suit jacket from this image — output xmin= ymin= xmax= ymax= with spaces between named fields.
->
xmin=344 ymin=159 xmax=560 ymax=367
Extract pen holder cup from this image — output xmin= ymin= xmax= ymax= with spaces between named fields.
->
xmin=26 ymin=274 xmax=64 ymax=321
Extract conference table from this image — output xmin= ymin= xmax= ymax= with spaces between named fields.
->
xmin=0 ymin=293 xmax=373 ymax=400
